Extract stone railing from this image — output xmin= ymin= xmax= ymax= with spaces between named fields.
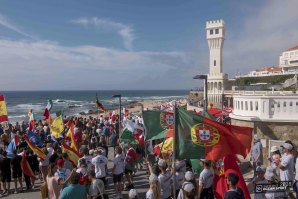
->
xmin=230 ymin=95 xmax=298 ymax=122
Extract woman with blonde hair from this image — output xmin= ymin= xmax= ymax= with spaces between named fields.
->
xmin=146 ymin=174 xmax=161 ymax=199
xmin=46 ymin=163 xmax=60 ymax=199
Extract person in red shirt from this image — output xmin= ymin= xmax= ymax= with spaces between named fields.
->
xmin=124 ymin=143 xmax=137 ymax=190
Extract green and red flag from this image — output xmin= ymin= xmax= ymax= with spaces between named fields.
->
xmin=175 ymin=108 xmax=253 ymax=161
xmin=96 ymin=93 xmax=105 ymax=111
xmin=143 ymin=110 xmax=174 ymax=140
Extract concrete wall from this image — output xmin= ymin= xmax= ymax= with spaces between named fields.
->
xmin=231 ymin=118 xmax=298 ymax=166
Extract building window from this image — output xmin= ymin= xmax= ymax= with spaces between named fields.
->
xmin=245 ymin=101 xmax=248 ymax=110
xmin=215 ymin=29 xmax=219 ymax=34
xmin=255 ymin=101 xmax=258 ymax=111
xmin=250 ymin=101 xmax=253 ymax=111
xmin=210 ymin=29 xmax=213 ymax=35
xmin=214 ymin=60 xmax=216 ymax=66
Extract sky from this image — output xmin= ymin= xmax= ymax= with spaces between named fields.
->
xmin=0 ymin=0 xmax=297 ymax=91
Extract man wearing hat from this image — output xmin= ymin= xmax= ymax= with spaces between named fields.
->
xmin=251 ymin=135 xmax=263 ymax=177
xmin=252 ymin=166 xmax=267 ymax=199
xmin=278 ymin=142 xmax=294 ymax=182
xmin=157 ymin=159 xmax=172 ymax=199
xmin=91 ymin=148 xmax=108 ymax=186
xmin=197 ymin=159 xmax=214 ymax=199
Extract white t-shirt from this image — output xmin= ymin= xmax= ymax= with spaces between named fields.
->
xmin=280 ymin=153 xmax=294 ymax=181
xmin=89 ymin=179 xmax=105 ymax=197
xmin=252 ymin=177 xmax=267 ymax=199
xmin=173 ymin=172 xmax=184 ymax=190
xmin=78 ymin=155 xmax=93 ymax=171
xmin=112 ymin=154 xmax=125 ymax=175
xmin=76 ymin=167 xmax=88 ymax=176
xmin=198 ymin=168 xmax=214 ymax=189
xmin=158 ymin=171 xmax=172 ymax=199
xmin=146 ymin=189 xmax=154 ymax=199
xmin=54 ymin=168 xmax=71 ymax=182
xmin=92 ymin=155 xmax=108 ymax=178
xmin=39 ymin=152 xmax=51 ymax=166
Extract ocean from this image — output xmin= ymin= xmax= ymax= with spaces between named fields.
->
xmin=0 ymin=90 xmax=188 ymax=123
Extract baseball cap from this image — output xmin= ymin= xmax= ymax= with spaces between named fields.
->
xmin=158 ymin=159 xmax=167 ymax=168
xmin=185 ymin=171 xmax=194 ymax=181
xmin=283 ymin=143 xmax=293 ymax=150
xmin=56 ymin=159 xmax=64 ymax=166
xmin=128 ymin=189 xmax=137 ymax=198
xmin=270 ymin=146 xmax=279 ymax=153
xmin=183 ymin=183 xmax=195 ymax=193
xmin=256 ymin=166 xmax=266 ymax=173
xmin=149 ymin=174 xmax=158 ymax=182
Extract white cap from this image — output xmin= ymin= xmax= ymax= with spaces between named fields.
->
xmin=256 ymin=166 xmax=266 ymax=173
xmin=254 ymin=135 xmax=260 ymax=141
xmin=149 ymin=174 xmax=158 ymax=182
xmin=270 ymin=146 xmax=279 ymax=153
xmin=128 ymin=189 xmax=137 ymax=198
xmin=283 ymin=143 xmax=293 ymax=150
xmin=185 ymin=171 xmax=194 ymax=181
xmin=183 ymin=183 xmax=195 ymax=193
xmin=158 ymin=159 xmax=167 ymax=168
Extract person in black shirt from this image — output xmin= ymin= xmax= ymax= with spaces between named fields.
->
xmin=11 ymin=150 xmax=23 ymax=193
xmin=0 ymin=151 xmax=11 ymax=195
xmin=224 ymin=173 xmax=244 ymax=199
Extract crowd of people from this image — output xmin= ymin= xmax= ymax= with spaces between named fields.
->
xmin=0 ymin=110 xmax=298 ymax=199
xmin=251 ymin=136 xmax=298 ymax=199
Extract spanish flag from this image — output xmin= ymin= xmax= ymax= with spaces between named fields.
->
xmin=66 ymin=124 xmax=78 ymax=152
xmin=21 ymin=152 xmax=35 ymax=179
xmin=96 ymin=93 xmax=105 ymax=111
xmin=50 ymin=115 xmax=64 ymax=138
xmin=0 ymin=95 xmax=9 ymax=123
xmin=61 ymin=141 xmax=82 ymax=166
xmin=24 ymin=135 xmax=46 ymax=160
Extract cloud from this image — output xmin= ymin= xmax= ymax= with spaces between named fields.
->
xmin=0 ymin=14 xmax=35 ymax=39
xmin=0 ymin=39 xmax=198 ymax=90
xmin=71 ymin=17 xmax=135 ymax=51
xmin=223 ymin=0 xmax=298 ymax=76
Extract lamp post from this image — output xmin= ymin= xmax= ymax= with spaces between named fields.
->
xmin=193 ymin=75 xmax=208 ymax=112
xmin=112 ymin=94 xmax=122 ymax=134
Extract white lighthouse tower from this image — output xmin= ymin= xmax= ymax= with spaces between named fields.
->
xmin=206 ymin=19 xmax=227 ymax=108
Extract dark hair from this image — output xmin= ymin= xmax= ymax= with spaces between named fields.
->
xmin=62 ymin=152 xmax=69 ymax=159
xmin=227 ymin=173 xmax=239 ymax=186
xmin=71 ymin=172 xmax=81 ymax=184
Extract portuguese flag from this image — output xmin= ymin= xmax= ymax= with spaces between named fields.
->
xmin=143 ymin=110 xmax=174 ymax=140
xmin=175 ymin=108 xmax=253 ymax=161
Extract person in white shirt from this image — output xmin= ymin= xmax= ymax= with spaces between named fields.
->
xmin=88 ymin=171 xmax=105 ymax=199
xmin=172 ymin=162 xmax=184 ymax=197
xmin=252 ymin=166 xmax=267 ymax=199
xmin=78 ymin=147 xmax=93 ymax=172
xmin=146 ymin=174 xmax=161 ymax=199
xmin=177 ymin=171 xmax=196 ymax=199
xmin=157 ymin=159 xmax=172 ymax=199
xmin=92 ymin=148 xmax=108 ymax=185
xmin=54 ymin=159 xmax=72 ymax=189
xmin=112 ymin=146 xmax=125 ymax=199
xmin=197 ymin=159 xmax=214 ymax=198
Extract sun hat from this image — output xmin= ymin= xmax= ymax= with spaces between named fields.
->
xmin=128 ymin=189 xmax=137 ymax=198
xmin=185 ymin=171 xmax=194 ymax=181
xmin=270 ymin=146 xmax=279 ymax=153
xmin=183 ymin=183 xmax=195 ymax=193
xmin=283 ymin=143 xmax=293 ymax=150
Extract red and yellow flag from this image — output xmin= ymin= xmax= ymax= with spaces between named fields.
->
xmin=61 ymin=141 xmax=82 ymax=166
xmin=0 ymin=95 xmax=9 ymax=123
xmin=21 ymin=152 xmax=36 ymax=179
xmin=24 ymin=135 xmax=46 ymax=160
xmin=66 ymin=124 xmax=78 ymax=152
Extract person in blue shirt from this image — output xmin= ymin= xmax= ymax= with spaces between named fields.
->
xmin=59 ymin=172 xmax=87 ymax=199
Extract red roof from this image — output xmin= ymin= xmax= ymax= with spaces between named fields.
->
xmin=286 ymin=45 xmax=298 ymax=52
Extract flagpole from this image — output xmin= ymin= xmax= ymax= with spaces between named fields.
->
xmin=173 ymin=101 xmax=177 ymax=199
xmin=140 ymin=103 xmax=148 ymax=158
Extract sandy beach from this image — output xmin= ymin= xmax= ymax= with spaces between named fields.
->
xmin=79 ymin=98 xmax=188 ymax=119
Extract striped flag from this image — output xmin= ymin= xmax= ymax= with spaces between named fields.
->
xmin=21 ymin=152 xmax=35 ymax=179
xmin=43 ymin=99 xmax=53 ymax=121
xmin=6 ymin=134 xmax=20 ymax=158
xmin=66 ymin=124 xmax=78 ymax=152
xmin=0 ymin=95 xmax=9 ymax=123
xmin=24 ymin=135 xmax=46 ymax=160
xmin=61 ymin=141 xmax=82 ymax=166
xmin=28 ymin=109 xmax=35 ymax=131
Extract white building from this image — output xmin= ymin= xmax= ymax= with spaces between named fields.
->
xmin=279 ymin=45 xmax=298 ymax=72
xmin=206 ymin=19 xmax=228 ymax=107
